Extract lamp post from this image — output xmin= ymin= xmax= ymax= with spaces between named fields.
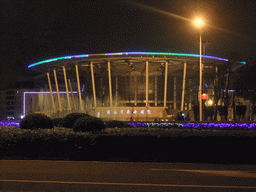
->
xmin=195 ymin=19 xmax=203 ymax=121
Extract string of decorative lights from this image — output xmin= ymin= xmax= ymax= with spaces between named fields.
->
xmin=28 ymin=52 xmax=246 ymax=68
xmin=1 ymin=122 xmax=255 ymax=129
xmin=128 ymin=122 xmax=256 ymax=129
xmin=0 ymin=122 xmax=20 ymax=126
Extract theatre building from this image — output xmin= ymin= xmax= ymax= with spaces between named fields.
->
xmin=25 ymin=52 xmax=245 ymax=121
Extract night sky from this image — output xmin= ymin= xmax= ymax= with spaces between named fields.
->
xmin=1 ymin=0 xmax=256 ymax=90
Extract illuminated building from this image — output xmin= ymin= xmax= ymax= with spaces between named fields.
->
xmin=27 ymin=52 xmax=245 ymax=121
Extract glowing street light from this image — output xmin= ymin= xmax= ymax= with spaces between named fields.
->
xmin=195 ymin=19 xmax=203 ymax=25
xmin=195 ymin=18 xmax=204 ymax=121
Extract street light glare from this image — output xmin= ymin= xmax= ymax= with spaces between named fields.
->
xmin=195 ymin=19 xmax=203 ymax=26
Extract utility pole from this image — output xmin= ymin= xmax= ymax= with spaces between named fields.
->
xmin=202 ymin=41 xmax=210 ymax=93
xmin=214 ymin=64 xmax=219 ymax=121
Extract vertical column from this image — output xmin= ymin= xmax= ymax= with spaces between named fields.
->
xmin=146 ymin=61 xmax=149 ymax=106
xmin=164 ymin=61 xmax=168 ymax=107
xmin=47 ymin=72 xmax=56 ymax=111
xmin=53 ymin=69 xmax=62 ymax=111
xmin=181 ymin=62 xmax=187 ymax=111
xmin=199 ymin=34 xmax=203 ymax=121
xmin=134 ymin=76 xmax=137 ymax=106
xmin=108 ymin=61 xmax=113 ymax=107
xmin=155 ymin=76 xmax=157 ymax=106
xmin=75 ymin=64 xmax=83 ymax=111
xmin=115 ymin=76 xmax=118 ymax=106
xmin=68 ymin=79 xmax=76 ymax=110
xmin=127 ymin=76 xmax=130 ymax=103
xmin=214 ymin=64 xmax=219 ymax=121
xmin=100 ymin=78 xmax=103 ymax=106
xmin=189 ymin=79 xmax=192 ymax=110
xmin=174 ymin=76 xmax=176 ymax=109
xmin=90 ymin=62 xmax=97 ymax=108
xmin=62 ymin=66 xmax=71 ymax=110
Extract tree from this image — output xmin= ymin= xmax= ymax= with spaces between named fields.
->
xmin=215 ymin=59 xmax=231 ymax=121
xmin=233 ymin=57 xmax=256 ymax=120
xmin=214 ymin=52 xmax=244 ymax=121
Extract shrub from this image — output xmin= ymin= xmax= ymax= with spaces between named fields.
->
xmin=105 ymin=120 xmax=133 ymax=128
xmin=20 ymin=113 xmax=53 ymax=130
xmin=61 ymin=113 xmax=90 ymax=128
xmin=73 ymin=116 xmax=106 ymax=133
xmin=52 ymin=118 xmax=63 ymax=127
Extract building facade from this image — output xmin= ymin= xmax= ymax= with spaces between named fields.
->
xmin=0 ymin=89 xmax=29 ymax=120
xmin=26 ymin=52 xmax=245 ymax=121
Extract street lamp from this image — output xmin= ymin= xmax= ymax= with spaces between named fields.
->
xmin=195 ymin=19 xmax=203 ymax=121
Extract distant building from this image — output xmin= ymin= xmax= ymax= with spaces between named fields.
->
xmin=0 ymin=89 xmax=29 ymax=120
xmin=0 ymin=73 xmax=78 ymax=120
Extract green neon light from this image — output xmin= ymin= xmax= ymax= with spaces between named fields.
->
xmin=28 ymin=52 xmax=246 ymax=68
xmin=28 ymin=54 xmax=89 ymax=68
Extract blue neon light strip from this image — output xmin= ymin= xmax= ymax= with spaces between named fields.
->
xmin=28 ymin=52 xmax=246 ymax=68
xmin=2 ymin=122 xmax=255 ymax=129
xmin=28 ymin=54 xmax=89 ymax=68
xmin=128 ymin=122 xmax=256 ymax=129
xmin=0 ymin=122 xmax=20 ymax=126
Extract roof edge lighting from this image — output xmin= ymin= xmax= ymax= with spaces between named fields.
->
xmin=28 ymin=52 xmax=246 ymax=68
xmin=238 ymin=61 xmax=246 ymax=64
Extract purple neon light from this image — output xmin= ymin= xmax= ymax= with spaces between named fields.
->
xmin=23 ymin=91 xmax=77 ymax=116
xmin=0 ymin=122 xmax=20 ymax=126
xmin=128 ymin=122 xmax=256 ymax=129
xmin=1 ymin=121 xmax=256 ymax=129
xmin=28 ymin=52 xmax=244 ymax=69
xmin=182 ymin=123 xmax=256 ymax=129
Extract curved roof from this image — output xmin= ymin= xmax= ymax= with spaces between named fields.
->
xmin=27 ymin=52 xmax=246 ymax=77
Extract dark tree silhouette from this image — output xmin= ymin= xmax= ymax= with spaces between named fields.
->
xmin=233 ymin=57 xmax=256 ymax=120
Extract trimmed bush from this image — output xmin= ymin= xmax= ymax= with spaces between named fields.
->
xmin=20 ymin=113 xmax=53 ymax=130
xmin=61 ymin=113 xmax=90 ymax=128
xmin=52 ymin=118 xmax=63 ymax=127
xmin=105 ymin=120 xmax=133 ymax=128
xmin=73 ymin=116 xmax=106 ymax=133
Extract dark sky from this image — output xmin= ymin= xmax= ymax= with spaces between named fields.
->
xmin=1 ymin=0 xmax=256 ymax=90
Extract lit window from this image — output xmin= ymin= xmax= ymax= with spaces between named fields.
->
xmin=107 ymin=110 xmax=110 ymax=114
xmin=126 ymin=110 xmax=130 ymax=114
xmin=120 ymin=110 xmax=123 ymax=114
xmin=114 ymin=110 xmax=117 ymax=114
xmin=140 ymin=110 xmax=144 ymax=114
xmin=147 ymin=110 xmax=151 ymax=114
xmin=97 ymin=112 xmax=100 ymax=117
xmin=133 ymin=110 xmax=137 ymax=114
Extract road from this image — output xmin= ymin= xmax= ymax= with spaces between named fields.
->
xmin=1 ymin=160 xmax=256 ymax=191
